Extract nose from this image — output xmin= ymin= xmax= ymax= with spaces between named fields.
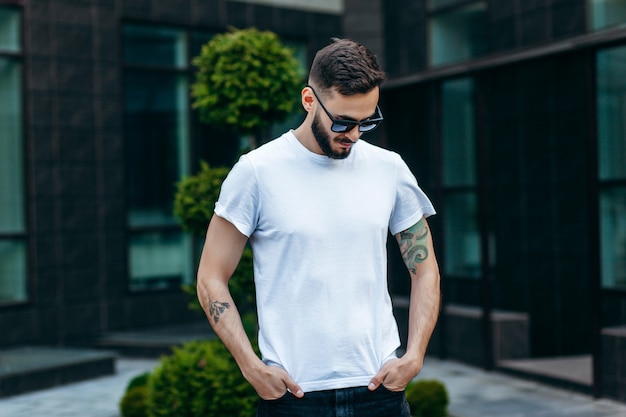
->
xmin=344 ymin=126 xmax=361 ymax=142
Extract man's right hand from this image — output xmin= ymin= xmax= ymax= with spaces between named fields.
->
xmin=247 ymin=362 xmax=304 ymax=400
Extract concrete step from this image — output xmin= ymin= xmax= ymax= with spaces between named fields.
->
xmin=0 ymin=346 xmax=116 ymax=398
xmin=94 ymin=321 xmax=216 ymax=358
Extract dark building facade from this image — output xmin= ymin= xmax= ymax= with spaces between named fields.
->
xmin=343 ymin=0 xmax=626 ymax=403
xmin=0 ymin=0 xmax=340 ymax=346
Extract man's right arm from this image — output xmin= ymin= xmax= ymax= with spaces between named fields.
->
xmin=197 ymin=214 xmax=304 ymax=399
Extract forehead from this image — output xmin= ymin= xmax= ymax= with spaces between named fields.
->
xmin=325 ymin=87 xmax=380 ymax=120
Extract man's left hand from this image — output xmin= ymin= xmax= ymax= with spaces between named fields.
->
xmin=367 ymin=356 xmax=423 ymax=392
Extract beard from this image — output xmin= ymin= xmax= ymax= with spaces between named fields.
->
xmin=311 ymin=112 xmax=352 ymax=159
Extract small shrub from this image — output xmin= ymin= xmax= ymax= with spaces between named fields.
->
xmin=173 ymin=161 xmax=230 ymax=236
xmin=120 ymin=372 xmax=151 ymax=417
xmin=126 ymin=372 xmax=151 ymax=391
xmin=146 ymin=339 xmax=258 ymax=417
xmin=405 ymin=379 xmax=449 ymax=417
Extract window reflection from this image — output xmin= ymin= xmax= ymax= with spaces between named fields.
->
xmin=442 ymin=78 xmax=476 ymax=187
xmin=441 ymin=77 xmax=481 ymax=278
xmin=597 ymin=45 xmax=626 ymax=290
xmin=0 ymin=7 xmax=20 ymax=52
xmin=0 ymin=5 xmax=25 ymax=304
xmin=429 ymin=1 xmax=488 ymax=67
xmin=590 ymin=0 xmax=626 ymax=31
xmin=444 ymin=192 xmax=481 ymax=277
xmin=123 ymin=24 xmax=192 ymax=291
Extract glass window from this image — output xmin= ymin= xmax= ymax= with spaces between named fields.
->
xmin=124 ymin=71 xmax=189 ymax=227
xmin=590 ymin=0 xmax=626 ymax=31
xmin=0 ymin=240 xmax=26 ymax=302
xmin=124 ymin=25 xmax=187 ymax=69
xmin=597 ymin=45 xmax=626 ymax=290
xmin=600 ymin=189 xmax=626 ymax=289
xmin=441 ymin=77 xmax=480 ymax=278
xmin=123 ymin=24 xmax=193 ymax=291
xmin=442 ymin=78 xmax=476 ymax=186
xmin=597 ymin=46 xmax=626 ymax=181
xmin=0 ymin=58 xmax=24 ymax=232
xmin=0 ymin=6 xmax=20 ymax=53
xmin=444 ymin=192 xmax=481 ymax=277
xmin=429 ymin=1 xmax=488 ymax=67
xmin=0 ymin=5 xmax=26 ymax=304
xmin=129 ymin=231 xmax=193 ymax=291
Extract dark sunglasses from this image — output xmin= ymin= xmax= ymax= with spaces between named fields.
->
xmin=307 ymin=85 xmax=384 ymax=133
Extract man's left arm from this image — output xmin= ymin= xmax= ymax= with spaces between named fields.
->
xmin=368 ymin=216 xmax=441 ymax=391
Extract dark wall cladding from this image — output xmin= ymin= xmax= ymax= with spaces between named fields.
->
xmin=482 ymin=53 xmax=594 ymax=357
xmin=382 ymin=0 xmax=427 ymax=78
xmin=0 ymin=0 xmax=342 ymax=348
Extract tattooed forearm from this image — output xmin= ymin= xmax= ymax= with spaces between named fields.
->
xmin=208 ymin=297 xmax=230 ymax=324
xmin=397 ymin=218 xmax=430 ymax=274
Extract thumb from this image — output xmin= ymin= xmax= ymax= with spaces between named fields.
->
xmin=283 ymin=375 xmax=304 ymax=398
xmin=368 ymin=372 xmax=385 ymax=391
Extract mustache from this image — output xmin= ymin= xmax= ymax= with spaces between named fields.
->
xmin=337 ymin=137 xmax=358 ymax=144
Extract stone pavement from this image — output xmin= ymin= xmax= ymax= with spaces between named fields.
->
xmin=0 ymin=358 xmax=156 ymax=417
xmin=417 ymin=357 xmax=626 ymax=417
xmin=1 ymin=355 xmax=626 ymax=417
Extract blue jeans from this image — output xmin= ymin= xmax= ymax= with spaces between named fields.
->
xmin=256 ymin=386 xmax=411 ymax=417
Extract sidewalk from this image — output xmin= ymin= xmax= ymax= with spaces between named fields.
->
xmin=0 ymin=358 xmax=157 ymax=417
xmin=417 ymin=357 xmax=626 ymax=417
xmin=1 ymin=356 xmax=625 ymax=417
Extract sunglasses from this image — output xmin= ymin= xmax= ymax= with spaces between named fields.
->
xmin=307 ymin=85 xmax=384 ymax=133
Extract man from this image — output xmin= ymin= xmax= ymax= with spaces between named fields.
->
xmin=197 ymin=38 xmax=440 ymax=417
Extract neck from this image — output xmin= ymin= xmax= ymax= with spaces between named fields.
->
xmin=293 ymin=122 xmax=322 ymax=155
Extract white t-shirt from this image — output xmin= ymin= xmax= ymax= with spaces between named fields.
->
xmin=215 ymin=130 xmax=435 ymax=392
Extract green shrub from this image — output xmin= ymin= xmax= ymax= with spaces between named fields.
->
xmin=405 ymin=379 xmax=449 ymax=417
xmin=146 ymin=339 xmax=258 ymax=417
xmin=191 ymin=27 xmax=302 ymax=136
xmin=126 ymin=372 xmax=151 ymax=391
xmin=120 ymin=372 xmax=151 ymax=417
xmin=173 ymin=161 xmax=230 ymax=236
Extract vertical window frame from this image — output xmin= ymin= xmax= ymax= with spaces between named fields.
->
xmin=440 ymin=76 xmax=482 ymax=279
xmin=122 ymin=22 xmax=195 ymax=292
xmin=0 ymin=3 xmax=27 ymax=305
xmin=596 ymin=44 xmax=626 ymax=291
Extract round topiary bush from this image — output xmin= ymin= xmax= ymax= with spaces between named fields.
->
xmin=146 ymin=339 xmax=258 ymax=417
xmin=119 ymin=372 xmax=151 ymax=417
xmin=405 ymin=379 xmax=449 ymax=417
xmin=191 ymin=27 xmax=302 ymax=136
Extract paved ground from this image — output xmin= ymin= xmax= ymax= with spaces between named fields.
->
xmin=418 ymin=357 xmax=626 ymax=417
xmin=1 ymin=356 xmax=625 ymax=417
xmin=0 ymin=358 xmax=156 ymax=417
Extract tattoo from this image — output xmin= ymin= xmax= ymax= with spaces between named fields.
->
xmin=397 ymin=218 xmax=430 ymax=274
xmin=208 ymin=297 xmax=230 ymax=324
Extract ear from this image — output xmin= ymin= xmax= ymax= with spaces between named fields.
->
xmin=301 ymin=86 xmax=315 ymax=112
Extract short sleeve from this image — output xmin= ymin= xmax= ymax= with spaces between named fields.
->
xmin=388 ymin=154 xmax=436 ymax=236
xmin=214 ymin=156 xmax=259 ymax=237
